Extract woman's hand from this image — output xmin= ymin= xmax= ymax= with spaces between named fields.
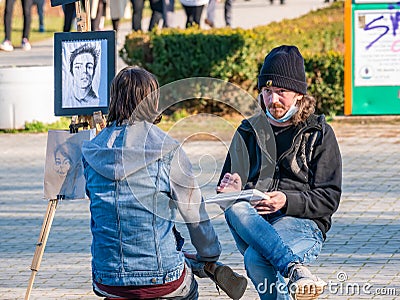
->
xmin=216 ymin=172 xmax=242 ymax=193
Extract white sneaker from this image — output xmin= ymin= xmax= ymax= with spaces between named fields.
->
xmin=288 ymin=264 xmax=326 ymax=300
xmin=21 ymin=38 xmax=31 ymax=51
xmin=0 ymin=40 xmax=14 ymax=52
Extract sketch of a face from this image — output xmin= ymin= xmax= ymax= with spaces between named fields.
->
xmin=72 ymin=53 xmax=95 ymax=90
xmin=44 ymin=130 xmax=91 ymax=200
xmin=54 ymin=148 xmax=71 ymax=177
xmin=68 ymin=44 xmax=100 ymax=104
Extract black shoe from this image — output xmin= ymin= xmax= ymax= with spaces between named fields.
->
xmin=205 ymin=263 xmax=247 ymax=299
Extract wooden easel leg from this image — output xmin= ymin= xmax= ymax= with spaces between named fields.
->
xmin=75 ymin=0 xmax=91 ymax=32
xmin=25 ymin=199 xmax=59 ymax=300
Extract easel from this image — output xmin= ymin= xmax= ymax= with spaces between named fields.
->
xmin=24 ymin=2 xmax=107 ymax=298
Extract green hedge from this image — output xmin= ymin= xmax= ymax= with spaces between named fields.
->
xmin=121 ymin=2 xmax=344 ymax=116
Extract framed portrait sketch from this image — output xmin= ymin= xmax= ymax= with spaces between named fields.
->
xmin=54 ymin=31 xmax=116 ymax=116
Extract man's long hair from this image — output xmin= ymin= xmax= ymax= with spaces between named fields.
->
xmin=291 ymin=94 xmax=316 ymax=125
xmin=107 ymin=67 xmax=161 ymax=126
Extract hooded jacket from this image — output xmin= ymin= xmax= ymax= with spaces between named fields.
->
xmin=82 ymin=121 xmax=221 ymax=287
xmin=219 ymin=113 xmax=342 ymax=239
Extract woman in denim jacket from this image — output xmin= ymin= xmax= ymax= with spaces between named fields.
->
xmin=82 ymin=67 xmax=227 ymax=299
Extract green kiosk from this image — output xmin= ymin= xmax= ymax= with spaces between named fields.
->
xmin=345 ymin=0 xmax=400 ymax=115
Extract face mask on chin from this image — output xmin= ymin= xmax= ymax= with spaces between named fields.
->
xmin=265 ymin=98 xmax=298 ymax=124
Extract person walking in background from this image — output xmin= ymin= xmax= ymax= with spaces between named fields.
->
xmin=205 ymin=0 xmax=216 ymax=27
xmin=224 ymin=0 xmax=232 ymax=26
xmin=270 ymin=0 xmax=285 ymax=5
xmin=91 ymin=0 xmax=107 ymax=31
xmin=130 ymin=0 xmax=144 ymax=31
xmin=205 ymin=0 xmax=231 ymax=28
xmin=180 ymin=0 xmax=208 ymax=28
xmin=130 ymin=0 xmax=163 ymax=31
xmin=62 ymin=2 xmax=76 ymax=32
xmin=32 ymin=0 xmax=45 ymax=32
xmin=109 ymin=0 xmax=128 ymax=32
xmin=0 ymin=0 xmax=33 ymax=51
xmin=162 ymin=0 xmax=175 ymax=27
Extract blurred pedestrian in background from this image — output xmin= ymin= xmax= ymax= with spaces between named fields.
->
xmin=62 ymin=2 xmax=76 ymax=32
xmin=162 ymin=0 xmax=174 ymax=27
xmin=130 ymin=0 xmax=163 ymax=31
xmin=0 ymin=0 xmax=33 ymax=51
xmin=91 ymin=0 xmax=107 ymax=31
xmin=109 ymin=0 xmax=128 ymax=32
xmin=205 ymin=0 xmax=216 ymax=27
xmin=270 ymin=0 xmax=285 ymax=4
xmin=180 ymin=0 xmax=208 ymax=28
xmin=205 ymin=0 xmax=231 ymax=28
xmin=32 ymin=0 xmax=45 ymax=32
xmin=224 ymin=0 xmax=231 ymax=26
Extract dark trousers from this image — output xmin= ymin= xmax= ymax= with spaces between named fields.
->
xmin=3 ymin=0 xmax=32 ymax=40
xmin=224 ymin=0 xmax=232 ymax=26
xmin=131 ymin=0 xmax=163 ymax=31
xmin=182 ymin=5 xmax=204 ymax=28
xmin=32 ymin=0 xmax=44 ymax=27
xmin=62 ymin=2 xmax=76 ymax=32
xmin=91 ymin=0 xmax=106 ymax=31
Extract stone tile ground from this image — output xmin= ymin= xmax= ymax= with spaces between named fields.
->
xmin=1 ymin=121 xmax=399 ymax=299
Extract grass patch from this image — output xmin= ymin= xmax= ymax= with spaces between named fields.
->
xmin=0 ymin=117 xmax=71 ymax=133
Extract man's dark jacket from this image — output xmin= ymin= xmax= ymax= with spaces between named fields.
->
xmin=219 ymin=113 xmax=342 ymax=239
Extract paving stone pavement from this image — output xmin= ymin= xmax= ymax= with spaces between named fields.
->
xmin=1 ymin=1 xmax=400 ymax=299
xmin=1 ymin=119 xmax=400 ymax=300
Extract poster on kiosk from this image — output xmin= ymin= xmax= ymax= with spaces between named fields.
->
xmin=346 ymin=0 xmax=400 ymax=115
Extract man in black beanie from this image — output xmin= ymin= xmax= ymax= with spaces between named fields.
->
xmin=216 ymin=45 xmax=342 ymax=299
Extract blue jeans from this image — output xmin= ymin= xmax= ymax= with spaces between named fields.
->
xmin=93 ymin=261 xmax=199 ymax=300
xmin=224 ymin=201 xmax=323 ymax=300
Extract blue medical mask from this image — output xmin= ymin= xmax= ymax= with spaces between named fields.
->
xmin=265 ymin=100 xmax=298 ymax=123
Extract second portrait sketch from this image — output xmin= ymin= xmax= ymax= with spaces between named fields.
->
xmin=44 ymin=130 xmax=94 ymax=200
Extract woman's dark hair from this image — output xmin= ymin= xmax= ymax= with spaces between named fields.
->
xmin=107 ymin=67 xmax=161 ymax=126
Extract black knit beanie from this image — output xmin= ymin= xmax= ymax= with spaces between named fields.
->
xmin=257 ymin=45 xmax=307 ymax=94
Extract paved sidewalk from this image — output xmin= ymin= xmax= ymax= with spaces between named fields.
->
xmin=1 ymin=120 xmax=400 ymax=299
xmin=1 ymin=1 xmax=400 ymax=299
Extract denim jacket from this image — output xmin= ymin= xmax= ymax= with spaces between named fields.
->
xmin=82 ymin=121 xmax=221 ymax=287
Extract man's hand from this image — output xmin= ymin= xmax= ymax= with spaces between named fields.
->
xmin=217 ymin=172 xmax=242 ymax=193
xmin=253 ymin=191 xmax=287 ymax=214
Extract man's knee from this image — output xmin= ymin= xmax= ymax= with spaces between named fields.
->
xmin=225 ymin=201 xmax=253 ymax=220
